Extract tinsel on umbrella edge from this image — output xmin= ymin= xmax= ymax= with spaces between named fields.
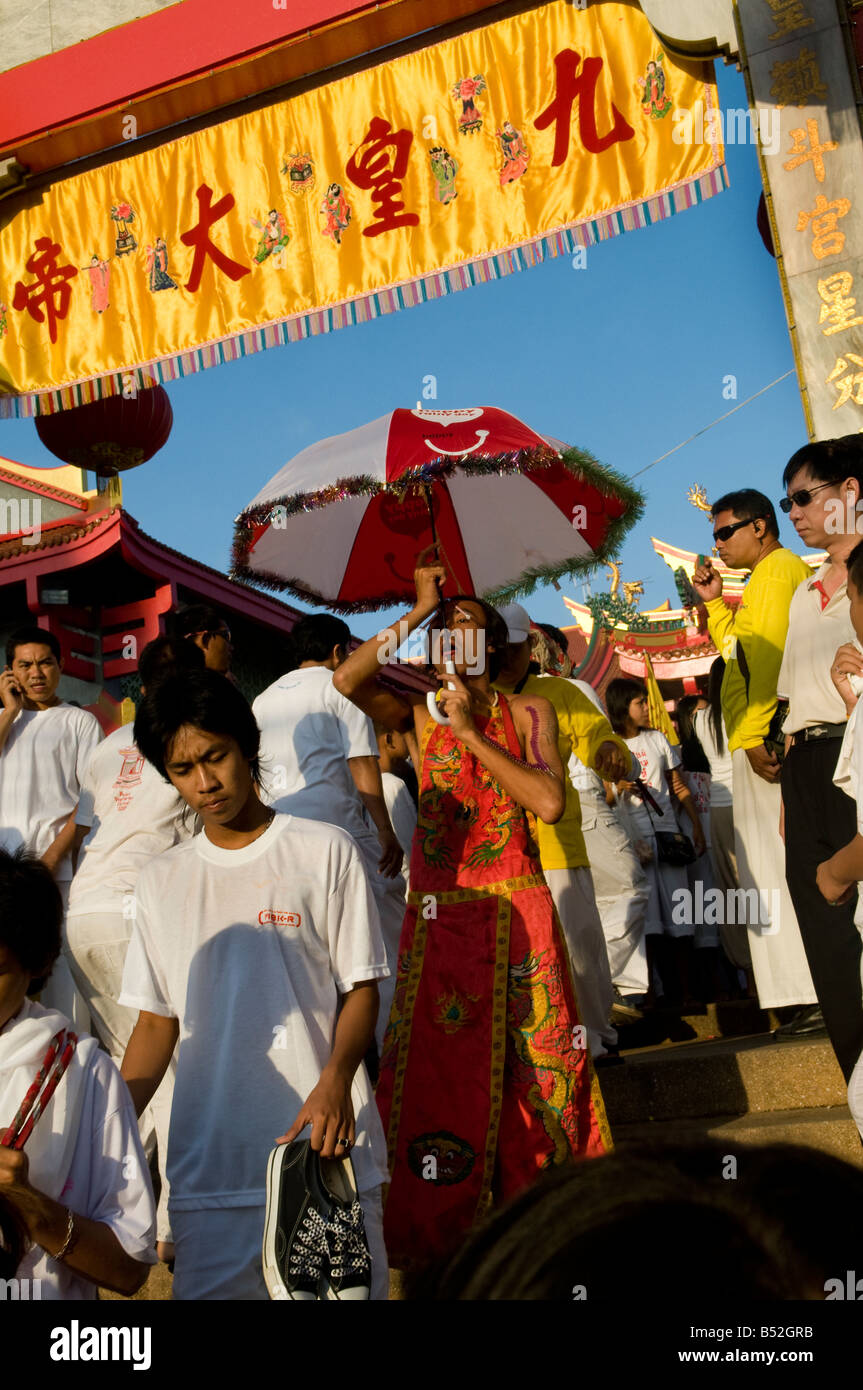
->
xmin=230 ymin=445 xmax=645 ymax=613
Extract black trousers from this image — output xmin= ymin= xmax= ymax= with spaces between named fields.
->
xmin=783 ymin=738 xmax=863 ymax=1083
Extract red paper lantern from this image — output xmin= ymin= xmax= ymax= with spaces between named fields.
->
xmin=35 ymin=385 xmax=173 ymax=476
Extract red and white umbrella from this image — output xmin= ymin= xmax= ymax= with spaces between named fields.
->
xmin=232 ymin=407 xmax=643 ymax=611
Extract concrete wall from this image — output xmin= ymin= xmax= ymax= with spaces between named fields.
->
xmin=0 ymin=0 xmax=180 ymax=75
xmin=640 ymin=0 xmax=739 ymax=61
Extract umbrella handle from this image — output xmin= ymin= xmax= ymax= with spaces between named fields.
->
xmin=426 ymin=660 xmax=456 ymax=726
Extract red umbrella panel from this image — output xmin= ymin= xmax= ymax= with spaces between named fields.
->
xmin=232 ymin=408 xmax=644 ymax=612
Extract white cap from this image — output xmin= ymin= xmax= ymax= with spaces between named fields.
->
xmin=498 ymin=602 xmax=532 ymax=644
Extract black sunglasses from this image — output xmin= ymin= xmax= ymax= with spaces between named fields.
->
xmin=779 ymin=481 xmax=835 ymax=513
xmin=712 ymin=518 xmax=755 ymax=544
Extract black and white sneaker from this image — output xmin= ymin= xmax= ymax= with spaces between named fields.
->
xmin=263 ymin=1139 xmax=328 ymax=1300
xmin=318 ymin=1156 xmax=371 ymax=1301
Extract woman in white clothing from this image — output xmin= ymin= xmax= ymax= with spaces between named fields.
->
xmin=693 ymin=657 xmax=751 ymax=975
xmin=606 ymin=678 xmax=705 ymax=1008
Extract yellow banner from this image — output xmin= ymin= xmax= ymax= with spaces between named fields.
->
xmin=0 ymin=0 xmax=723 ymax=414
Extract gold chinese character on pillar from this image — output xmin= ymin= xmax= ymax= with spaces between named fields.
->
xmin=827 ymin=353 xmax=863 ymax=409
xmin=796 ymin=194 xmax=852 ymax=259
xmin=770 ymin=48 xmax=828 ymax=106
xmin=764 ymin=0 xmax=814 ymax=42
xmin=817 ymin=272 xmax=863 ymax=336
xmin=783 ymin=118 xmax=838 ymax=183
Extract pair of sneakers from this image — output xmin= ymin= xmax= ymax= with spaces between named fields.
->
xmin=262 ymin=1138 xmax=372 ymax=1300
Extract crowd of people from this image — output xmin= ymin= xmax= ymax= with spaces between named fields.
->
xmin=1 ymin=434 xmax=863 ymax=1301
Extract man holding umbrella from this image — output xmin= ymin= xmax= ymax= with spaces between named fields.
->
xmin=333 ymin=565 xmax=611 ymax=1271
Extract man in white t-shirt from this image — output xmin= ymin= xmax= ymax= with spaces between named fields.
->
xmin=376 ymin=727 xmax=418 ymax=878
xmin=0 ymin=847 xmax=156 ymax=1300
xmin=0 ymin=626 xmax=102 ymax=1024
xmin=119 ymin=670 xmax=390 ymax=1300
xmin=66 ymin=635 xmax=205 ymax=1258
xmin=253 ymin=614 xmax=405 ymax=1051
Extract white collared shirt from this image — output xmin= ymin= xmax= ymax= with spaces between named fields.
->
xmin=777 ymin=562 xmax=855 ymax=732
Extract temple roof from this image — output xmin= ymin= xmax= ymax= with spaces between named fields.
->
xmin=559 ymin=535 xmax=827 ymax=696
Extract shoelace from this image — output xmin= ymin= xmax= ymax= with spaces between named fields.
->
xmin=288 ymin=1207 xmax=329 ymax=1280
xmin=324 ymin=1201 xmax=370 ymax=1282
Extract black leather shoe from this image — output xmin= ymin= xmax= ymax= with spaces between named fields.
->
xmin=773 ymin=1004 xmax=828 ymax=1041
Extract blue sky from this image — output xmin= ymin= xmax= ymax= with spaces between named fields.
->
xmin=1 ymin=61 xmax=808 ymax=641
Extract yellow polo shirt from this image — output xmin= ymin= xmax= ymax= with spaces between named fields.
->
xmin=704 ymin=547 xmax=810 ymax=753
xmin=493 ymin=673 xmax=629 ymax=871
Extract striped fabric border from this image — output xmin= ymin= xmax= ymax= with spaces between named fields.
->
xmin=0 ymin=164 xmax=728 ymax=419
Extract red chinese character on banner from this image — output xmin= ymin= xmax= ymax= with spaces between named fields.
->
xmin=12 ymin=237 xmax=78 ymax=344
xmin=346 ymin=117 xmax=420 ymax=238
xmin=179 ymin=183 xmax=250 ymax=292
xmin=535 ymin=49 xmax=635 ymax=166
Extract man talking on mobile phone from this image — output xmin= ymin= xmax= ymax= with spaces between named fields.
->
xmin=0 ymin=627 xmax=102 ymax=1024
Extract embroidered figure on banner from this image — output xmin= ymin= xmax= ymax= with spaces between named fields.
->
xmin=495 ymin=121 xmax=530 ymax=184
xmin=346 ymin=118 xmax=420 ymax=238
xmin=0 ymin=302 xmax=7 ymax=338
xmin=428 ymin=146 xmax=459 ymax=203
xmin=110 ymin=202 xmax=137 ymax=256
xmin=637 ymin=54 xmax=673 ymax=119
xmin=320 ymin=183 xmax=352 ymax=244
xmin=145 ymin=237 xmax=179 ymax=292
xmin=12 ymin=238 xmax=78 ymax=344
xmin=250 ymin=210 xmax=290 ymax=265
xmin=452 ymin=75 xmax=487 ymax=134
xmin=281 ymin=153 xmax=315 ymax=196
xmin=81 ymin=254 xmax=112 ymax=313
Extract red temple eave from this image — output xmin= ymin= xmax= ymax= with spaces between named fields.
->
xmin=0 ymin=506 xmax=303 ymax=633
xmin=116 ymin=513 xmax=304 ymax=629
xmin=617 ymin=645 xmax=719 ymax=681
xmin=0 ymin=509 xmax=120 ymax=582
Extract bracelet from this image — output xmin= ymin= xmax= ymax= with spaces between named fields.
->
xmin=51 ymin=1207 xmax=80 ymax=1264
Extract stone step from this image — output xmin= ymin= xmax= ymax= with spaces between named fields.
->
xmin=610 ymin=1106 xmax=863 ymax=1168
xmin=600 ymin=1032 xmax=847 ymax=1124
xmin=614 ymin=998 xmax=781 ymax=1047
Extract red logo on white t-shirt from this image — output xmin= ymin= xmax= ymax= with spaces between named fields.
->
xmin=113 ymin=746 xmax=145 ymax=811
xmin=258 ymin=909 xmax=301 ymax=928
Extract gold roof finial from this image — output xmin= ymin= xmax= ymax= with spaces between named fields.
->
xmin=688 ymin=483 xmax=711 ymax=514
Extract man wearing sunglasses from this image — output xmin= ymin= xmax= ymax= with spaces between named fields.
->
xmin=776 ymin=437 xmax=863 ymax=1084
xmin=691 ymin=491 xmax=818 ymax=1029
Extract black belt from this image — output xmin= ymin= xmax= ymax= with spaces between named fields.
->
xmin=792 ymin=722 xmax=847 ymax=744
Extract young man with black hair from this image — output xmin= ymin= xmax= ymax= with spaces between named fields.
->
xmin=253 ymin=612 xmax=404 ymax=1051
xmin=690 ymin=490 xmax=819 ymax=1027
xmin=66 ymin=635 xmax=205 ymax=1260
xmin=119 ymin=670 xmax=389 ymax=1299
xmin=170 ymin=604 xmax=233 ymax=675
xmin=0 ymin=848 xmax=156 ymax=1299
xmin=778 ymin=436 xmax=863 ymax=1080
xmin=0 ymin=626 xmax=103 ymax=1025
